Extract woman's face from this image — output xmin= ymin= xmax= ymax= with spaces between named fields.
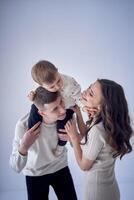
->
xmin=81 ymin=81 xmax=103 ymax=115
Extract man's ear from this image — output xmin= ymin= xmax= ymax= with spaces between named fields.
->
xmin=38 ymin=110 xmax=45 ymax=117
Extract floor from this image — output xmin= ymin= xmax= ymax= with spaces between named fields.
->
xmin=0 ymin=182 xmax=134 ymax=200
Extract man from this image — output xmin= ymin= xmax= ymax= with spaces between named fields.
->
xmin=10 ymin=86 xmax=77 ymax=200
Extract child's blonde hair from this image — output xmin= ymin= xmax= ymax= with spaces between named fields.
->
xmin=31 ymin=60 xmax=58 ymax=85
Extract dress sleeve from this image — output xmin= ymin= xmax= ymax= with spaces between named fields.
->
xmin=82 ymin=125 xmax=105 ymax=161
xmin=9 ymin=115 xmax=28 ymax=173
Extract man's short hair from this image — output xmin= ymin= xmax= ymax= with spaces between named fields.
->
xmin=33 ymin=86 xmax=60 ymax=109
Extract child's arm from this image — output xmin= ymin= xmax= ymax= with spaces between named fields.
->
xmin=68 ymin=77 xmax=81 ymax=102
xmin=61 ymin=74 xmax=81 ymax=108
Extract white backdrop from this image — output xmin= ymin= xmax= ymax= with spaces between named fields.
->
xmin=0 ymin=1 xmax=134 ymax=200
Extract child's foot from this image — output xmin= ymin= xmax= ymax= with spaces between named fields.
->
xmin=54 ymin=145 xmax=64 ymax=156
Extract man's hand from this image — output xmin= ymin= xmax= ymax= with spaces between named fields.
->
xmin=58 ymin=132 xmax=70 ymax=141
xmin=19 ymin=122 xmax=41 ymax=155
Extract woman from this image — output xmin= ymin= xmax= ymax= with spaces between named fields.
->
xmin=64 ymin=79 xmax=133 ymax=200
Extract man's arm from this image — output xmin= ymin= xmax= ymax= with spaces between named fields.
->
xmin=10 ymin=116 xmax=41 ymax=173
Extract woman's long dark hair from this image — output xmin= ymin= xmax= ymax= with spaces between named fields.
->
xmin=83 ymin=79 xmax=133 ymax=159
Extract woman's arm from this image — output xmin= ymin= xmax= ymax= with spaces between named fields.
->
xmin=71 ymin=106 xmax=87 ymax=138
xmin=70 ymin=137 xmax=94 ymax=170
xmin=65 ymin=119 xmax=94 ymax=171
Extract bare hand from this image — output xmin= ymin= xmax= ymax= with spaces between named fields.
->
xmin=71 ymin=105 xmax=81 ymax=114
xmin=81 ymin=90 xmax=100 ymax=118
xmin=65 ymin=119 xmax=78 ymax=141
xmin=58 ymin=133 xmax=70 ymax=141
xmin=27 ymin=90 xmax=36 ymax=101
xmin=82 ymin=106 xmax=99 ymax=118
xmin=19 ymin=122 xmax=41 ymax=154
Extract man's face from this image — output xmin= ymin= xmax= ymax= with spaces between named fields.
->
xmin=39 ymin=96 xmax=66 ymax=123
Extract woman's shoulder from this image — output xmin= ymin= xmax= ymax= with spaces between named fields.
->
xmin=93 ymin=121 xmax=105 ymax=132
xmin=89 ymin=122 xmax=107 ymax=141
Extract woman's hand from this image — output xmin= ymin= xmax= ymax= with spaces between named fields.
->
xmin=65 ymin=119 xmax=79 ymax=141
xmin=82 ymin=106 xmax=99 ymax=118
xmin=81 ymin=89 xmax=101 ymax=118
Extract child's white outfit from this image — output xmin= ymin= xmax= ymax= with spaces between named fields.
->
xmin=60 ymin=74 xmax=81 ymax=108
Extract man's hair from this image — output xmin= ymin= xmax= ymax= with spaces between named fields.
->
xmin=31 ymin=60 xmax=58 ymax=85
xmin=33 ymin=86 xmax=60 ymax=109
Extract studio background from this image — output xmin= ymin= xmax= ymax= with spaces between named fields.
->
xmin=0 ymin=0 xmax=134 ymax=199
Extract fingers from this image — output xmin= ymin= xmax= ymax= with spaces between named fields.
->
xmin=70 ymin=106 xmax=76 ymax=112
xmin=65 ymin=119 xmax=74 ymax=132
xmin=27 ymin=91 xmax=36 ymax=101
xmin=82 ymin=90 xmax=89 ymax=100
xmin=58 ymin=133 xmax=69 ymax=141
xmin=71 ymin=105 xmax=80 ymax=112
xmin=81 ymin=99 xmax=87 ymax=106
xmin=65 ymin=120 xmax=72 ymax=129
xmin=32 ymin=127 xmax=40 ymax=135
xmin=35 ymin=132 xmax=40 ymax=138
xmin=29 ymin=122 xmax=41 ymax=132
xmin=58 ymin=129 xmax=66 ymax=133
xmin=27 ymin=122 xmax=41 ymax=138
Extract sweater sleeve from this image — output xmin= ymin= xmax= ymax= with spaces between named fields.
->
xmin=9 ymin=115 xmax=29 ymax=173
xmin=61 ymin=74 xmax=81 ymax=108
xmin=68 ymin=77 xmax=81 ymax=100
xmin=82 ymin=125 xmax=105 ymax=161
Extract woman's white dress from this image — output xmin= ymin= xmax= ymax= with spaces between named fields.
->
xmin=81 ymin=122 xmax=120 ymax=200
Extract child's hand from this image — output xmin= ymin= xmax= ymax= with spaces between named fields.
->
xmin=65 ymin=119 xmax=78 ymax=141
xmin=27 ymin=91 xmax=36 ymax=101
xmin=71 ymin=105 xmax=80 ymax=114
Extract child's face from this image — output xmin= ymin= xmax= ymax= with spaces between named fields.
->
xmin=42 ymin=72 xmax=63 ymax=92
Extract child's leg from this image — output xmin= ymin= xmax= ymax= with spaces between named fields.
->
xmin=53 ymin=109 xmax=74 ymax=156
xmin=57 ymin=109 xmax=74 ymax=146
xmin=28 ymin=104 xmax=42 ymax=129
